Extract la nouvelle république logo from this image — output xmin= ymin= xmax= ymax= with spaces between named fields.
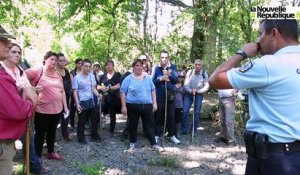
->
xmin=250 ymin=6 xmax=300 ymax=19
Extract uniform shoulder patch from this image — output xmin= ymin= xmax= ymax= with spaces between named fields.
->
xmin=239 ymin=60 xmax=253 ymax=73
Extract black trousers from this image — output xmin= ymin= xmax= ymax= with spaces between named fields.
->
xmin=69 ymin=94 xmax=77 ymax=127
xmin=127 ymin=103 xmax=156 ymax=145
xmin=34 ymin=112 xmax=61 ymax=157
xmin=77 ymin=108 xmax=99 ymax=141
xmin=106 ymin=94 xmax=117 ymax=133
xmin=154 ymin=100 xmax=176 ymax=137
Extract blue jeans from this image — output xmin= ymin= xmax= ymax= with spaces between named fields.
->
xmin=21 ymin=131 xmax=42 ymax=174
xmin=181 ymin=93 xmax=203 ymax=133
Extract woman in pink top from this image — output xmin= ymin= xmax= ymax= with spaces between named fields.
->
xmin=26 ymin=51 xmax=68 ymax=161
xmin=1 ymin=43 xmax=32 ymax=92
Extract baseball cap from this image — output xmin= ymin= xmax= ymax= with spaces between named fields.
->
xmin=93 ymin=62 xmax=100 ymax=66
xmin=178 ymin=71 xmax=185 ymax=77
xmin=0 ymin=25 xmax=15 ymax=39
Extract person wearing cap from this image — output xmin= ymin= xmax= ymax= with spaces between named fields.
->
xmin=93 ymin=61 xmax=104 ymax=83
xmin=140 ymin=55 xmax=152 ymax=75
xmin=174 ymin=71 xmax=185 ymax=137
xmin=0 ymin=25 xmax=35 ymax=175
xmin=181 ymin=59 xmax=209 ymax=135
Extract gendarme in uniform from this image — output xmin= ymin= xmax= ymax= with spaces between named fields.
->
xmin=227 ymin=45 xmax=300 ymax=143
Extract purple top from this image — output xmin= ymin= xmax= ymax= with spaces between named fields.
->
xmin=175 ymin=84 xmax=185 ymax=108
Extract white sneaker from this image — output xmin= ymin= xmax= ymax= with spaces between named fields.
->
xmin=155 ymin=136 xmax=160 ymax=144
xmin=170 ymin=136 xmax=181 ymax=145
xmin=129 ymin=143 xmax=136 ymax=150
xmin=152 ymin=144 xmax=164 ymax=152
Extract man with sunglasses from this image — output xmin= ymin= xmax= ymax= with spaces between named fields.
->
xmin=209 ymin=19 xmax=300 ymax=175
xmin=0 ymin=26 xmax=34 ymax=174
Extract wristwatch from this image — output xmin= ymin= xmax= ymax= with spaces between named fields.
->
xmin=235 ymin=50 xmax=248 ymax=60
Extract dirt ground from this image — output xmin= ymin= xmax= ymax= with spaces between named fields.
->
xmin=13 ymin=94 xmax=248 ymax=175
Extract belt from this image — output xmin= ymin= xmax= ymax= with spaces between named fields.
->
xmin=0 ymin=139 xmax=15 ymax=144
xmin=269 ymin=141 xmax=300 ymax=153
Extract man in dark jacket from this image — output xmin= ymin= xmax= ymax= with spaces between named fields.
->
xmin=152 ymin=50 xmax=180 ymax=145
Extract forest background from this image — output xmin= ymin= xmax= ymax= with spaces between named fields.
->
xmin=2 ymin=0 xmax=299 ymax=73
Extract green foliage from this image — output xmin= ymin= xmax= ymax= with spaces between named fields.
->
xmin=234 ymin=100 xmax=249 ymax=135
xmin=73 ymin=161 xmax=105 ymax=175
xmin=148 ymin=155 xmax=179 ymax=168
xmin=13 ymin=164 xmax=25 ymax=175
xmin=0 ymin=0 xmax=268 ymax=73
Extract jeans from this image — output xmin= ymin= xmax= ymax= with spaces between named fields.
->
xmin=21 ymin=132 xmax=42 ymax=173
xmin=181 ymin=93 xmax=203 ymax=133
xmin=245 ymin=152 xmax=300 ymax=175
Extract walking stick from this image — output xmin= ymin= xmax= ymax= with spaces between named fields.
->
xmin=25 ymin=119 xmax=30 ymax=175
xmin=191 ymin=94 xmax=195 ymax=143
xmin=162 ymin=80 xmax=168 ymax=147
xmin=25 ymin=110 xmax=35 ymax=175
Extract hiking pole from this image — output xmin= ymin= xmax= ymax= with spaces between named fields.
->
xmin=162 ymin=80 xmax=168 ymax=147
xmin=191 ymin=94 xmax=195 ymax=143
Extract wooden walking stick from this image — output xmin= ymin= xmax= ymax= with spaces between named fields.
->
xmin=162 ymin=80 xmax=168 ymax=147
xmin=191 ymin=94 xmax=195 ymax=143
xmin=25 ymin=119 xmax=30 ymax=175
xmin=25 ymin=110 xmax=35 ymax=175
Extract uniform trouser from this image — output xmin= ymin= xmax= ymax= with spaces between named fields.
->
xmin=245 ymin=152 xmax=300 ymax=175
xmin=21 ymin=131 xmax=42 ymax=173
xmin=219 ymin=97 xmax=235 ymax=141
xmin=127 ymin=103 xmax=156 ymax=145
xmin=77 ymin=108 xmax=99 ymax=141
xmin=154 ymin=100 xmax=176 ymax=137
xmin=181 ymin=93 xmax=203 ymax=133
xmin=34 ymin=112 xmax=61 ymax=157
xmin=0 ymin=142 xmax=15 ymax=175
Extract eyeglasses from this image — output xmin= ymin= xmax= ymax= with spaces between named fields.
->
xmin=161 ymin=57 xmax=168 ymax=59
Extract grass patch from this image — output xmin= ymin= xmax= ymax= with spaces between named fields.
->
xmin=73 ymin=161 xmax=105 ymax=175
xmin=13 ymin=164 xmax=25 ymax=175
xmin=148 ymin=155 xmax=179 ymax=168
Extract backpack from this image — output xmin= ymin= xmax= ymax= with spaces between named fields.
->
xmin=188 ymin=69 xmax=207 ymax=79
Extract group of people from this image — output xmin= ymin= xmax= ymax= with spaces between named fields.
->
xmin=1 ymin=18 xmax=300 ymax=175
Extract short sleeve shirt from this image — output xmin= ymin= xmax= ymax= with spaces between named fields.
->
xmin=73 ymin=73 xmax=96 ymax=101
xmin=120 ymin=74 xmax=155 ymax=104
xmin=227 ymin=46 xmax=300 ymax=143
